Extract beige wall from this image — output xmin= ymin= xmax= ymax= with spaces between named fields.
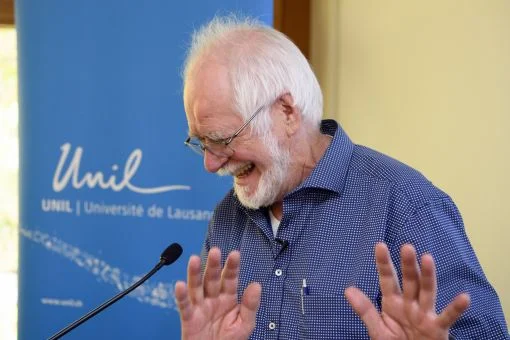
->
xmin=311 ymin=0 xmax=510 ymax=323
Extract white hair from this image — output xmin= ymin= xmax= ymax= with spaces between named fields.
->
xmin=183 ymin=15 xmax=323 ymax=137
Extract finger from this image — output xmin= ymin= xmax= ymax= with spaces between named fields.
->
xmin=175 ymin=281 xmax=193 ymax=322
xmin=220 ymin=250 xmax=241 ymax=296
xmin=419 ymin=253 xmax=437 ymax=311
xmin=187 ymin=254 xmax=204 ymax=304
xmin=203 ymin=247 xmax=222 ymax=298
xmin=437 ymin=293 xmax=470 ymax=328
xmin=375 ymin=242 xmax=402 ymax=297
xmin=345 ymin=286 xmax=382 ymax=337
xmin=401 ymin=244 xmax=421 ymax=302
xmin=238 ymin=281 xmax=262 ymax=336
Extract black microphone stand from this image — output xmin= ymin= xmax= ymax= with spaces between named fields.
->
xmin=48 ymin=243 xmax=182 ymax=339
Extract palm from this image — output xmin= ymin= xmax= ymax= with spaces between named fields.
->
xmin=345 ymin=243 xmax=470 ymax=340
xmin=175 ymin=248 xmax=261 ymax=340
xmin=181 ymin=292 xmax=246 ymax=339
xmin=376 ymin=296 xmax=449 ymax=339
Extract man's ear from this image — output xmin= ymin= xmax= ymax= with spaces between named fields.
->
xmin=277 ymin=93 xmax=301 ymax=136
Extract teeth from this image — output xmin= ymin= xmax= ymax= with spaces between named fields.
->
xmin=234 ymin=163 xmax=254 ymax=177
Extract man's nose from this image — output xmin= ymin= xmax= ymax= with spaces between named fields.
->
xmin=203 ymin=150 xmax=228 ymax=173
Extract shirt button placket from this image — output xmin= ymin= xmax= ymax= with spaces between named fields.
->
xmin=265 ymin=231 xmax=288 ymax=339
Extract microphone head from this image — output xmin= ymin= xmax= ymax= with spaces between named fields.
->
xmin=160 ymin=243 xmax=183 ymax=266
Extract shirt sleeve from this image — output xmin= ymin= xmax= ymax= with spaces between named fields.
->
xmin=391 ymin=196 xmax=509 ymax=339
xmin=198 ymin=219 xmax=213 ymax=276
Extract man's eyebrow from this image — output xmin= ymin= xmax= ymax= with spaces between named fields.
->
xmin=206 ymin=131 xmax=228 ymax=141
xmin=188 ymin=131 xmax=228 ymax=141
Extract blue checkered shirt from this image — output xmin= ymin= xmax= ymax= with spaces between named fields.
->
xmin=202 ymin=120 xmax=508 ymax=339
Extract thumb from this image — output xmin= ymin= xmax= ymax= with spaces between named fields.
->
xmin=345 ymin=286 xmax=382 ymax=337
xmin=238 ymin=282 xmax=262 ymax=337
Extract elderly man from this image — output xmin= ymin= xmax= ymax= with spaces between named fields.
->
xmin=174 ymin=16 xmax=508 ymax=339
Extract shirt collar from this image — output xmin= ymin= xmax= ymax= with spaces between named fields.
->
xmin=288 ymin=119 xmax=354 ymax=196
xmin=233 ymin=119 xmax=354 ymax=213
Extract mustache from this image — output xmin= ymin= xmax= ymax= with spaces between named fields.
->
xmin=217 ymin=161 xmax=251 ymax=176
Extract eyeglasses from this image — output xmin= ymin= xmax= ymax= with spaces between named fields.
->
xmin=184 ymin=105 xmax=264 ymax=158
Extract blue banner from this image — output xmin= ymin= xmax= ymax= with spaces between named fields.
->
xmin=17 ymin=1 xmax=272 ymax=339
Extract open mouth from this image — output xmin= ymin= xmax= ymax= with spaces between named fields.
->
xmin=234 ymin=163 xmax=255 ymax=178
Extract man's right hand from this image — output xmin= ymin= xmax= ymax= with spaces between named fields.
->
xmin=175 ymin=248 xmax=261 ymax=340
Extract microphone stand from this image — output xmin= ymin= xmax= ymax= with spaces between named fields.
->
xmin=48 ymin=260 xmax=165 ymax=340
xmin=47 ymin=242 xmax=182 ymax=340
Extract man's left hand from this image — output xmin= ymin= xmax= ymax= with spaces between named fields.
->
xmin=345 ymin=243 xmax=470 ymax=340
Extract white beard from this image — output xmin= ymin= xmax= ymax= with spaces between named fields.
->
xmin=218 ymin=134 xmax=291 ymax=209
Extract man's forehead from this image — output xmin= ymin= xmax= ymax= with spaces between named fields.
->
xmin=184 ymin=56 xmax=243 ymax=136
xmin=185 ymin=63 xmax=232 ymax=109
xmin=185 ymin=57 xmax=230 ymax=94
xmin=186 ymin=100 xmax=242 ymax=138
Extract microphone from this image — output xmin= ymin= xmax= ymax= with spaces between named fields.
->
xmin=275 ymin=238 xmax=289 ymax=249
xmin=48 ymin=243 xmax=183 ymax=340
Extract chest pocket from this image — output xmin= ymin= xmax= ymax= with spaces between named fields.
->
xmin=296 ymin=292 xmax=370 ymax=340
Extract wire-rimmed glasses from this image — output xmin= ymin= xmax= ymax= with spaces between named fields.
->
xmin=184 ymin=105 xmax=264 ymax=158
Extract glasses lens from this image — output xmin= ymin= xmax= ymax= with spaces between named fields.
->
xmin=185 ymin=137 xmax=233 ymax=158
xmin=185 ymin=137 xmax=205 ymax=156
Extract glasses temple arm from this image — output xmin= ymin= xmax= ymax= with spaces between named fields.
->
xmin=227 ymin=106 xmax=264 ymax=143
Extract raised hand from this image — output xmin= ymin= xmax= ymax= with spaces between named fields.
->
xmin=345 ymin=243 xmax=470 ymax=340
xmin=175 ymin=248 xmax=261 ymax=340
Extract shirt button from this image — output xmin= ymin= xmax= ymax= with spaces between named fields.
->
xmin=274 ymin=269 xmax=283 ymax=276
xmin=268 ymin=321 xmax=276 ymax=330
